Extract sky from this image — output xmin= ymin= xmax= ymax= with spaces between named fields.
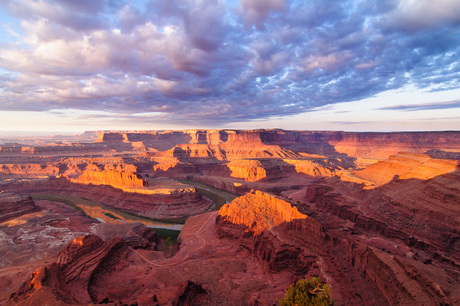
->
xmin=0 ymin=0 xmax=459 ymax=133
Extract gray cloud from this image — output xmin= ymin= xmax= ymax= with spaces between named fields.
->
xmin=379 ymin=100 xmax=460 ymax=111
xmin=0 ymin=0 xmax=459 ymax=125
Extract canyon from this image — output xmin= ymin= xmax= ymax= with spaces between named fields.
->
xmin=0 ymin=129 xmax=459 ymax=305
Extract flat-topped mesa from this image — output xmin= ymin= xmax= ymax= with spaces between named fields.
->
xmin=0 ymin=164 xmax=60 ymax=177
xmin=218 ymin=190 xmax=306 ymax=235
xmin=95 ymin=132 xmax=126 ymax=142
xmin=187 ymin=129 xmax=229 ymax=145
xmin=352 ymin=152 xmax=459 ymax=187
xmin=71 ymin=169 xmax=147 ymax=189
xmin=225 ymin=130 xmax=264 ymax=145
xmin=92 ymin=129 xmax=460 ymax=160
xmin=225 ymin=159 xmax=297 ymax=181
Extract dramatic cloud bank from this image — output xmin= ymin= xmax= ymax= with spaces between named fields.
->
xmin=0 ymin=0 xmax=459 ymax=128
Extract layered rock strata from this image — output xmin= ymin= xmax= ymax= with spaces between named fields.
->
xmin=2 ymin=178 xmax=210 ymax=219
xmin=217 ymin=190 xmax=457 ymax=305
xmin=218 ymin=190 xmax=306 ymax=235
xmin=71 ymin=169 xmax=147 ymax=189
xmin=0 ymin=194 xmax=41 ymax=223
xmin=9 ymin=235 xmax=131 ymax=304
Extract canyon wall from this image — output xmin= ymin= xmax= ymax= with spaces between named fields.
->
xmin=218 ymin=190 xmax=307 ymax=235
xmin=0 ymin=194 xmax=41 ymax=223
xmin=2 ymin=129 xmax=460 ymax=305
xmin=2 ymin=178 xmax=210 ymax=219
xmin=71 ymin=169 xmax=147 ymax=189
xmin=216 ymin=190 xmax=457 ymax=305
xmin=94 ymin=130 xmax=460 ymax=159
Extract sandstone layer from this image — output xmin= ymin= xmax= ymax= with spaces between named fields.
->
xmin=71 ymin=169 xmax=147 ymax=189
xmin=1 ymin=178 xmax=211 ymax=219
xmin=218 ymin=190 xmax=306 ymax=235
xmin=0 ymin=194 xmax=41 ymax=223
xmin=351 ymin=152 xmax=459 ymax=187
xmin=1 ymin=129 xmax=460 ymax=305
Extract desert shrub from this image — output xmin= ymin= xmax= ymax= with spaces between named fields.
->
xmin=280 ymin=277 xmax=333 ymax=306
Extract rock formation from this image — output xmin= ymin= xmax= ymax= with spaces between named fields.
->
xmin=1 ymin=129 xmax=460 ymax=305
xmin=9 ymin=235 xmax=130 ymax=304
xmin=0 ymin=194 xmax=41 ymax=223
xmin=351 ymin=152 xmax=459 ymax=187
xmin=218 ymin=190 xmax=306 ymax=235
xmin=2 ymin=178 xmax=210 ymax=219
xmin=71 ymin=169 xmax=147 ymax=189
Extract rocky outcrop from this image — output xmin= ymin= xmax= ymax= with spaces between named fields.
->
xmin=282 ymin=159 xmax=338 ymax=177
xmin=9 ymin=235 xmax=130 ymax=305
xmin=218 ymin=190 xmax=307 ymax=235
xmin=217 ymin=188 xmax=458 ymax=305
xmin=352 ymin=152 xmax=459 ymax=187
xmin=174 ymin=281 xmax=208 ymax=305
xmin=94 ymin=130 xmax=460 ymax=159
xmin=216 ymin=191 xmax=327 ymax=278
xmin=306 ymin=166 xmax=460 ymax=260
xmin=349 ymin=243 xmax=454 ymax=305
xmin=0 ymin=143 xmax=110 ymax=156
xmin=226 ymin=160 xmax=268 ymax=181
xmin=126 ymin=223 xmax=161 ymax=250
xmin=71 ymin=169 xmax=147 ymax=189
xmin=0 ymin=194 xmax=41 ymax=223
xmin=0 ymin=164 xmax=60 ymax=177
xmin=163 ymin=143 xmax=297 ymax=161
xmin=3 ymin=178 xmax=210 ymax=219
xmin=2 ymin=129 xmax=460 ymax=305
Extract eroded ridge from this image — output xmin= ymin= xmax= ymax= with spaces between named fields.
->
xmin=218 ymin=190 xmax=307 ymax=235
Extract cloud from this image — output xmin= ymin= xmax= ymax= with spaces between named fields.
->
xmin=378 ymin=100 xmax=460 ymax=111
xmin=0 ymin=0 xmax=459 ymax=126
xmin=381 ymin=0 xmax=460 ymax=33
xmin=240 ymin=0 xmax=286 ymax=29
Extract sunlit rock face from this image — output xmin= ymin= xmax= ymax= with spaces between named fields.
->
xmin=351 ymin=152 xmax=459 ymax=187
xmin=0 ymin=164 xmax=59 ymax=177
xmin=1 ymin=129 xmax=460 ymax=305
xmin=218 ymin=190 xmax=306 ymax=235
xmin=71 ymin=169 xmax=147 ymax=189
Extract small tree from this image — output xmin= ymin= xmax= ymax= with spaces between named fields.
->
xmin=280 ymin=277 xmax=333 ymax=306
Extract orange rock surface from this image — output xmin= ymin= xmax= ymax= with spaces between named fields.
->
xmin=0 ymin=164 xmax=59 ymax=177
xmin=2 ymin=129 xmax=460 ymax=305
xmin=282 ymin=159 xmax=336 ymax=176
xmin=219 ymin=190 xmax=306 ymax=235
xmin=352 ymin=152 xmax=459 ymax=187
xmin=226 ymin=160 xmax=268 ymax=181
xmin=71 ymin=169 xmax=147 ymax=189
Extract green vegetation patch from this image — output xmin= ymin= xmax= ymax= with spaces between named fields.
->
xmin=195 ymin=187 xmax=227 ymax=210
xmin=280 ymin=277 xmax=334 ymax=306
xmin=123 ymin=211 xmax=189 ymax=224
xmin=153 ymin=228 xmax=181 ymax=245
xmin=103 ymin=212 xmax=121 ymax=220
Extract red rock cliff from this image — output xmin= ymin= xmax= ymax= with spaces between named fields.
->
xmin=218 ymin=190 xmax=307 ymax=235
xmin=9 ymin=235 xmax=130 ymax=305
xmin=71 ymin=169 xmax=147 ymax=189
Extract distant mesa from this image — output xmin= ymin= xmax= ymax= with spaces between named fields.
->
xmin=71 ymin=169 xmax=147 ymax=189
xmin=350 ymin=152 xmax=459 ymax=187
